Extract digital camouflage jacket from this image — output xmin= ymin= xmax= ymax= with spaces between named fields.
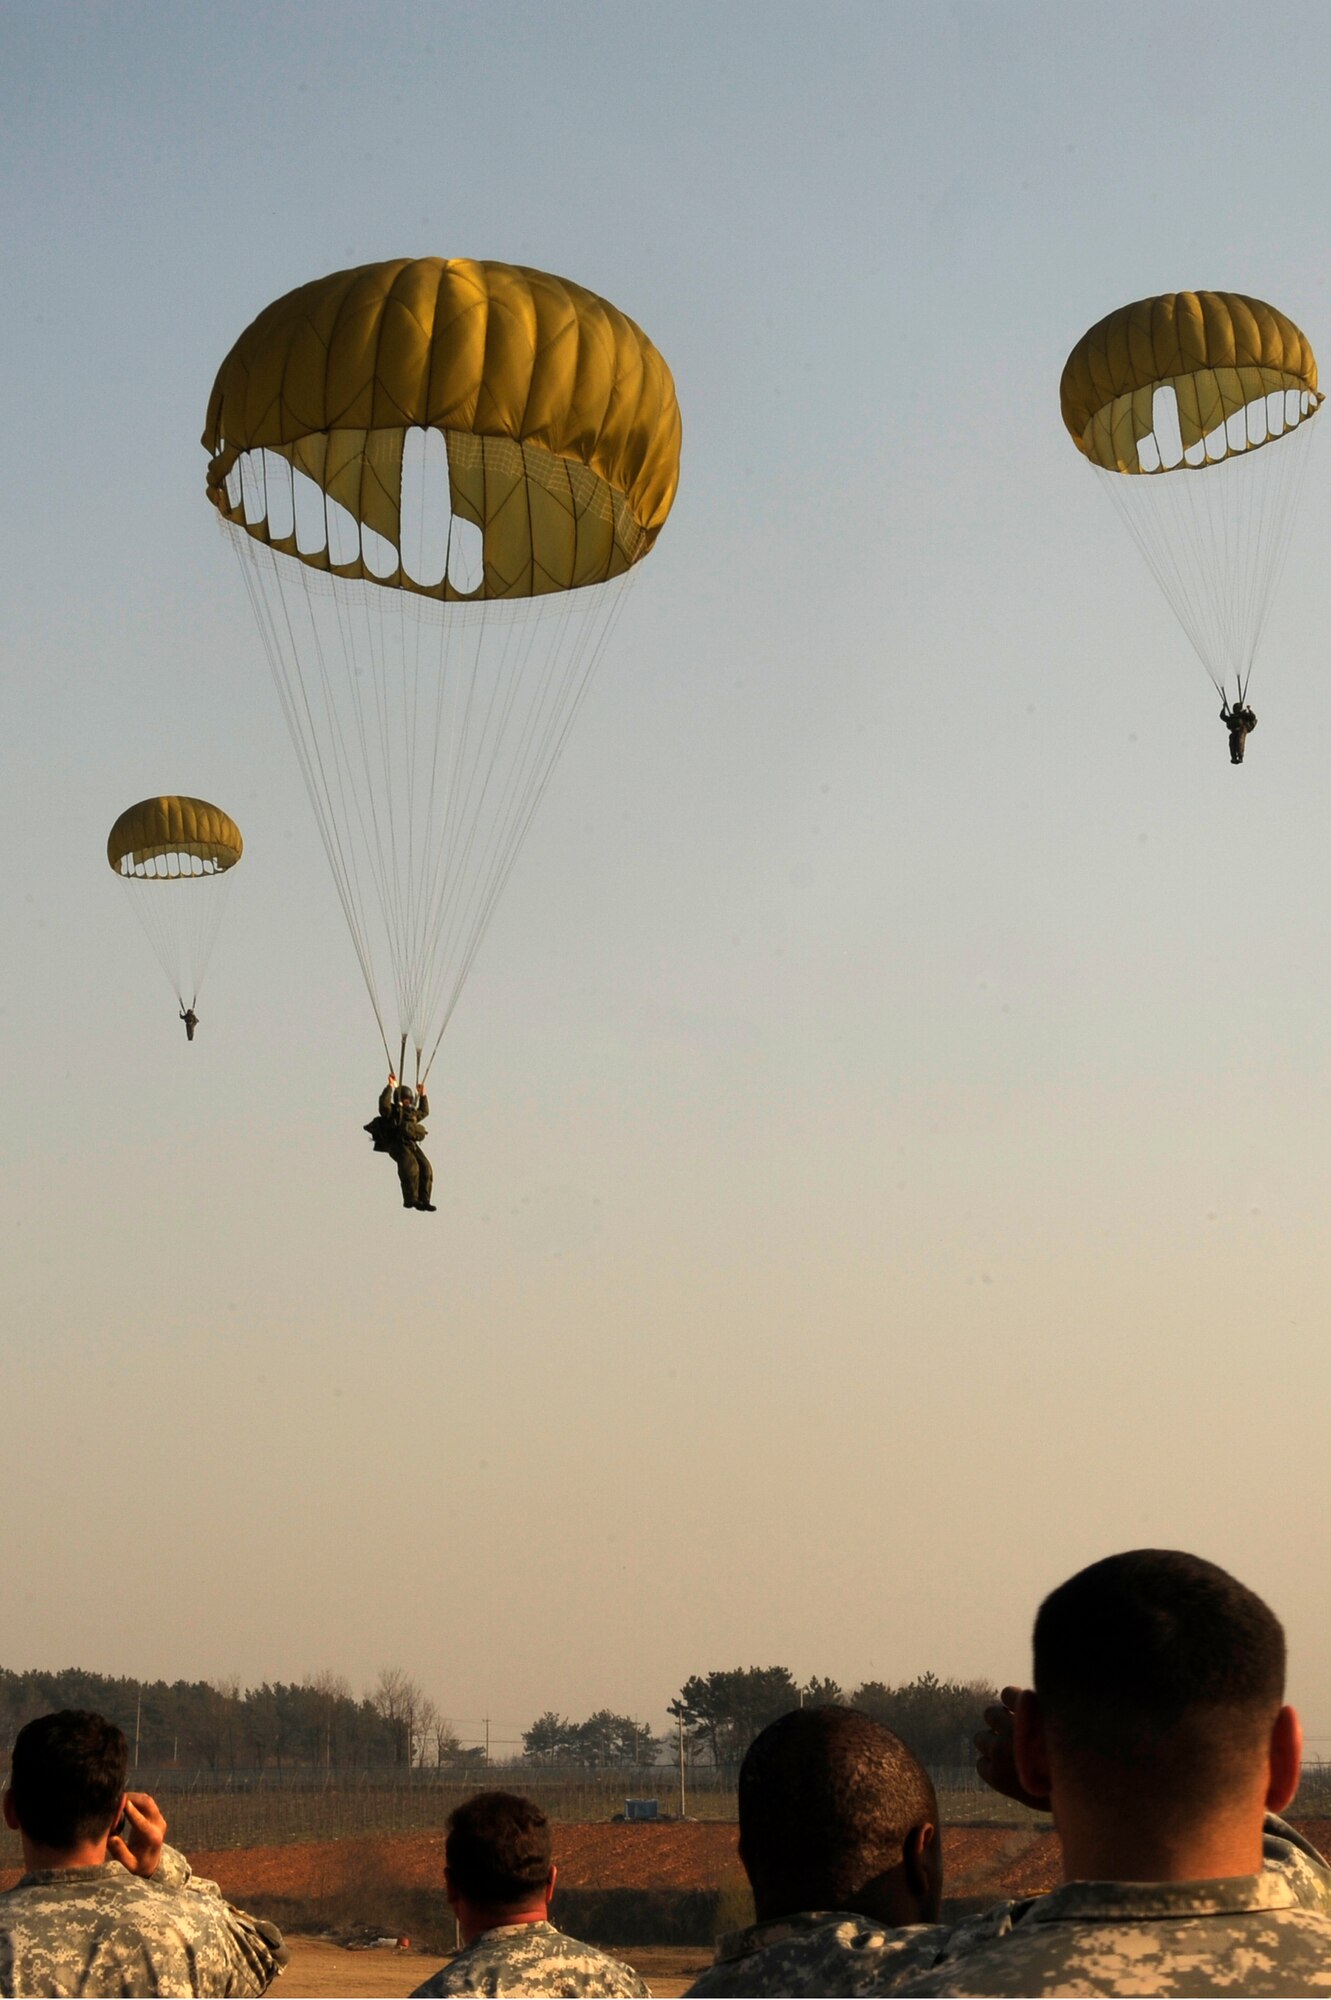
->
xmin=0 ymin=1842 xmax=285 ymax=1997
xmin=410 ymin=1918 xmax=649 ymax=1998
xmin=684 ymin=1814 xmax=1331 ymax=1999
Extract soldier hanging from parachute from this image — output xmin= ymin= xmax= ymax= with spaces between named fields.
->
xmin=1060 ymin=291 xmax=1321 ymax=764
xmin=365 ymin=1076 xmax=436 ymax=1212
xmin=203 ymin=257 xmax=680 ymax=1173
xmin=107 ymin=798 xmax=242 ymax=1040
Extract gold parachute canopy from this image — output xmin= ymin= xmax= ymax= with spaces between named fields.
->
xmin=1060 ymin=291 xmax=1320 ymax=474
xmin=203 ymin=257 xmax=682 ymax=599
xmin=107 ymin=796 xmax=243 ymax=877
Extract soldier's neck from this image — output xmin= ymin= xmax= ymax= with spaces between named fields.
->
xmin=20 ymin=1831 xmax=112 ymax=1873
xmin=1053 ymin=1796 xmax=1265 ymax=1885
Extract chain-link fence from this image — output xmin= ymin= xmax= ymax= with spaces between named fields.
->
xmin=4 ymin=1757 xmax=1328 ymax=1863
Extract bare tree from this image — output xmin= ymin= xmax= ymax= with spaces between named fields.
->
xmin=372 ymin=1666 xmax=424 ymax=1768
xmin=305 ymin=1670 xmax=352 ymax=1777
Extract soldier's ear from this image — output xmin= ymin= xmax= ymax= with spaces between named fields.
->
xmin=1 ymin=1790 xmax=17 ymax=1833
xmin=1014 ymin=1689 xmax=1052 ymax=1802
xmin=904 ymin=1820 xmax=942 ymax=1920
xmin=544 ymin=1862 xmax=557 ymax=1908
xmin=1266 ymin=1705 xmax=1302 ymax=1814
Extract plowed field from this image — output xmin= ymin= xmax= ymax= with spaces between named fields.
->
xmin=188 ymin=1819 xmax=748 ymax=1903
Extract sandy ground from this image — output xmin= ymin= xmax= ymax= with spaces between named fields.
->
xmin=278 ymin=1938 xmax=710 ymax=1998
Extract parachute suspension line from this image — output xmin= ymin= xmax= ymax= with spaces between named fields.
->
xmin=227 ymin=522 xmax=394 ymax=1073
xmin=118 ymin=858 xmax=235 ymax=1015
xmin=223 ymin=447 xmax=643 ymax=1079
xmin=419 ymin=574 xmax=635 ymax=1084
xmin=238 ymin=454 xmax=388 ymax=1005
xmin=1094 ymin=403 xmax=1316 ymax=703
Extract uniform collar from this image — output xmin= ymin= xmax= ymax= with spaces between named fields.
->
xmin=14 ymin=1862 xmax=127 ymax=1890
xmin=714 ymin=1911 xmax=885 ymax=1963
xmin=1017 ymin=1872 xmax=1297 ymax=1926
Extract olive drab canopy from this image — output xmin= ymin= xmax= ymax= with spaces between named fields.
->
xmin=204 ymin=258 xmax=680 ymax=1081
xmin=203 ymin=258 xmax=681 ymax=598
xmin=1060 ymin=290 xmax=1321 ymax=706
xmin=1061 ymin=292 xmax=1319 ymax=474
xmin=107 ymin=796 xmax=244 ymax=877
xmin=107 ymin=795 xmax=243 ymax=1017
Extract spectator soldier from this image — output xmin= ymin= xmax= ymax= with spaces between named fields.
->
xmin=410 ymin=1790 xmax=648 ymax=1997
xmin=687 ymin=1705 xmax=960 ymax=1996
xmin=891 ymin=1549 xmax=1331 ymax=1996
xmin=0 ymin=1709 xmax=284 ymax=1997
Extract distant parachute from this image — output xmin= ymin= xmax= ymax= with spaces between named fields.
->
xmin=204 ymin=256 xmax=681 ymax=1083
xmin=107 ymin=796 xmax=242 ymax=1033
xmin=1060 ymin=291 xmax=1320 ymax=708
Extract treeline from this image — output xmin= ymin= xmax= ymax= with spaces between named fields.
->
xmin=0 ymin=1666 xmax=479 ymax=1774
xmin=0 ymin=1662 xmax=994 ymax=1779
xmin=523 ymin=1669 xmax=996 ymax=1773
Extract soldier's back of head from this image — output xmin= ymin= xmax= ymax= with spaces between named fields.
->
xmin=687 ymin=1707 xmax=946 ymax=1996
xmin=892 ymin=1551 xmax=1328 ymax=1997
xmin=410 ymin=1791 xmax=647 ymax=1998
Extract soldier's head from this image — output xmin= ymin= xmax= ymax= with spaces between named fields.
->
xmin=736 ymin=1706 xmax=941 ymax=1926
xmin=1017 ymin=1549 xmax=1299 ymax=1862
xmin=3 ymin=1710 xmax=127 ymax=1856
xmin=395 ymin=1085 xmax=414 ymax=1104
xmin=444 ymin=1791 xmax=555 ymax=1936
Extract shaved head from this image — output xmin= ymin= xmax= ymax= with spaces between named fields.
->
xmin=738 ymin=1705 xmax=939 ymax=1921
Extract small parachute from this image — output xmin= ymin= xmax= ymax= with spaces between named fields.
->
xmin=107 ymin=796 xmax=242 ymax=1032
xmin=203 ymin=257 xmax=680 ymax=1084
xmin=1061 ymin=291 xmax=1321 ymax=712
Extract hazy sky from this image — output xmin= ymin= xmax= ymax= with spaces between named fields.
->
xmin=6 ymin=0 xmax=1331 ymax=1761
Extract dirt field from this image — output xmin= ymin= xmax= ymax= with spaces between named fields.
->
xmin=200 ymin=1817 xmax=1331 ymax=1911
xmin=187 ymin=1820 xmax=748 ymax=1904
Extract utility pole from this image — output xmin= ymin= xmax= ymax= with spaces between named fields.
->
xmin=677 ymin=1712 xmax=686 ymax=1820
xmin=484 ymin=1716 xmax=490 ymax=1767
xmin=134 ymin=1688 xmax=141 ymax=1769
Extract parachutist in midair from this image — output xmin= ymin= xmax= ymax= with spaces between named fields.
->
xmin=1221 ymin=698 xmax=1257 ymax=765
xmin=180 ymin=1006 xmax=198 ymax=1041
xmin=366 ymin=1074 xmax=436 ymax=1212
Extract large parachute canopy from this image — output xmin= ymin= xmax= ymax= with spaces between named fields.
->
xmin=204 ymin=257 xmax=681 ymax=1078
xmin=1060 ymin=290 xmax=1320 ymax=705
xmin=107 ymin=796 xmax=243 ymax=1016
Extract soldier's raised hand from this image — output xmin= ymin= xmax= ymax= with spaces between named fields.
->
xmin=975 ymin=1685 xmax=1050 ymax=1812
xmin=107 ymin=1791 xmax=166 ymax=1878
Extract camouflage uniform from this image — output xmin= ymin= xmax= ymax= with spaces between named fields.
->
xmin=886 ymin=1818 xmax=1331 ymax=1996
xmin=1224 ymin=703 xmax=1257 ymax=764
xmin=376 ymin=1084 xmax=434 ymax=1208
xmin=685 ymin=1910 xmax=992 ymax=1996
xmin=410 ymin=1918 xmax=649 ymax=1997
xmin=684 ymin=1816 xmax=1331 ymax=1999
xmin=0 ymin=1842 xmax=285 ymax=1997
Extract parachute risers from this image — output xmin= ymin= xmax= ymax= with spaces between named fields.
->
xmin=204 ymin=258 xmax=680 ymax=1078
xmin=106 ymin=796 xmax=242 ymax=1029
xmin=1061 ymin=291 xmax=1320 ymax=713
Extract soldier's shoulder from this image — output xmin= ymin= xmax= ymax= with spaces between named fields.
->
xmin=884 ymin=1904 xmax=1331 ymax=1996
xmin=411 ymin=1923 xmax=647 ymax=1997
xmin=689 ymin=1916 xmax=961 ymax=1997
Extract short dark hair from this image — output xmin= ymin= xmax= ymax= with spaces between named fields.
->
xmin=445 ymin=1792 xmax=553 ymax=1909
xmin=1034 ymin=1550 xmax=1286 ymax=1815
xmin=737 ymin=1706 xmax=937 ymax=1919
xmin=9 ymin=1711 xmax=127 ymax=1851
